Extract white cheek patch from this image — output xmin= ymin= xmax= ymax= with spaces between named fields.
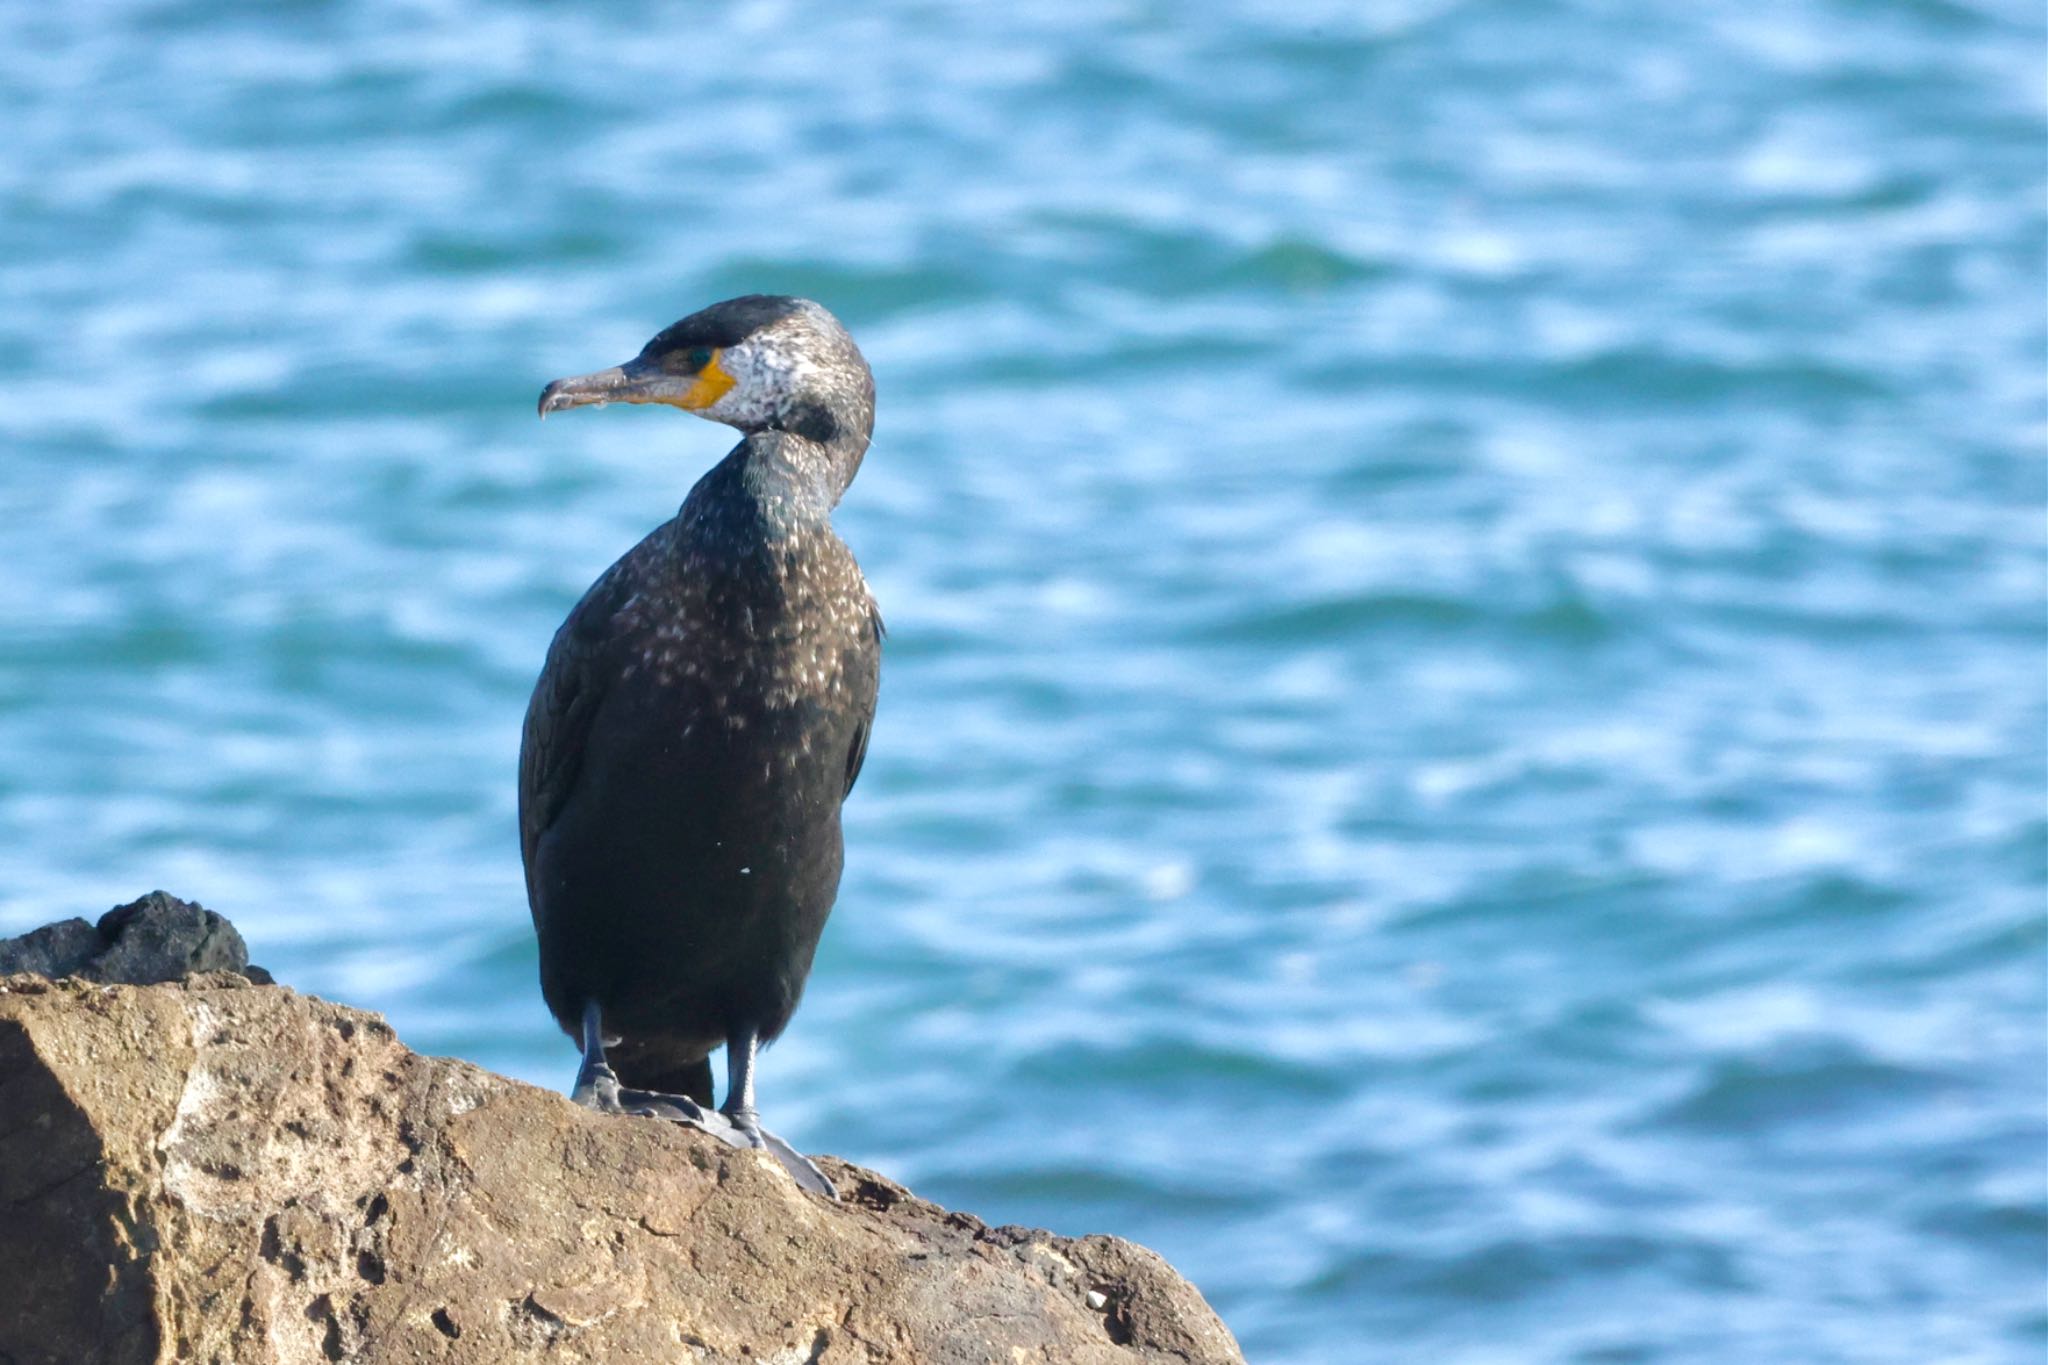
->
xmin=697 ymin=346 xmax=751 ymax=425
xmin=704 ymin=335 xmax=802 ymax=428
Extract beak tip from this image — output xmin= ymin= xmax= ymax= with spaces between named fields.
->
xmin=537 ymin=362 xmax=642 ymax=420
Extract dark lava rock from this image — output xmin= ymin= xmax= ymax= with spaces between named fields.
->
xmin=0 ymin=916 xmax=104 ymax=979
xmin=93 ymin=890 xmax=263 ymax=984
xmin=0 ymin=890 xmax=271 ymax=986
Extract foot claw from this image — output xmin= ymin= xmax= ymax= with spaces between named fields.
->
xmin=615 ymin=1087 xmax=713 ymax=1126
xmin=574 ymin=1072 xmax=720 ymax=1127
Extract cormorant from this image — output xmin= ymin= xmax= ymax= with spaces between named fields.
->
xmin=521 ymin=296 xmax=880 ymax=1198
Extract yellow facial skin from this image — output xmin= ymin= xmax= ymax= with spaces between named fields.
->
xmin=679 ymin=349 xmax=737 ymax=410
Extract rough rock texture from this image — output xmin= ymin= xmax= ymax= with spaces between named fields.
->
xmin=0 ymin=922 xmax=1241 ymax=1365
xmin=0 ymin=891 xmax=269 ymax=986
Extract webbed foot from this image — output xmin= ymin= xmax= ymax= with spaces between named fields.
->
xmin=572 ymin=1057 xmax=744 ymax=1135
xmin=724 ymin=1107 xmax=838 ymax=1199
xmin=569 ymin=1003 xmax=836 ymax=1198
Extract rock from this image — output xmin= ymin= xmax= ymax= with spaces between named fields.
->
xmin=0 ymin=916 xmax=104 ymax=979
xmin=0 ymin=891 xmax=270 ymax=987
xmin=92 ymin=890 xmax=268 ymax=985
xmin=0 ymin=915 xmax=1242 ymax=1365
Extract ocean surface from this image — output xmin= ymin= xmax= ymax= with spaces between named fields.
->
xmin=1 ymin=2 xmax=2042 ymax=1360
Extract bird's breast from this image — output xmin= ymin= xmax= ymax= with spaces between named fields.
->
xmin=611 ymin=533 xmax=872 ymax=727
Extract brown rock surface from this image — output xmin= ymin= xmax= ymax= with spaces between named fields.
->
xmin=0 ymin=967 xmax=1242 ymax=1364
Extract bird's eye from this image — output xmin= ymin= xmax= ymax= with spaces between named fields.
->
xmin=684 ymin=346 xmax=714 ymax=372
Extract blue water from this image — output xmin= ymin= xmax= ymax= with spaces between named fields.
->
xmin=2 ymin=2 xmax=2043 ymax=1360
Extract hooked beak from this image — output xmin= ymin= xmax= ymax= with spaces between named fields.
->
xmin=538 ymin=356 xmax=689 ymax=418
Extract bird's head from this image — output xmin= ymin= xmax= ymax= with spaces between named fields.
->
xmin=538 ymin=295 xmax=873 ymax=452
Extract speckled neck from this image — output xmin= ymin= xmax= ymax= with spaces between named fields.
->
xmin=758 ymin=377 xmax=872 ymax=507
xmin=739 ymin=431 xmax=853 ymax=530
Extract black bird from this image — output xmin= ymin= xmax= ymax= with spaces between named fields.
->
xmin=522 ymin=296 xmax=880 ymax=1197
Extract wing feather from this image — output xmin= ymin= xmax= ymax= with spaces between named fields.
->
xmin=841 ymin=603 xmax=883 ymax=798
xmin=518 ymin=567 xmax=636 ymax=888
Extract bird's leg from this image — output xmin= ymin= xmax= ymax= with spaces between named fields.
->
xmin=721 ymin=1026 xmax=837 ymax=1199
xmin=570 ymin=1000 xmax=728 ymax=1132
xmin=721 ymin=1026 xmax=762 ymax=1136
xmin=569 ymin=999 xmax=628 ymax=1108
